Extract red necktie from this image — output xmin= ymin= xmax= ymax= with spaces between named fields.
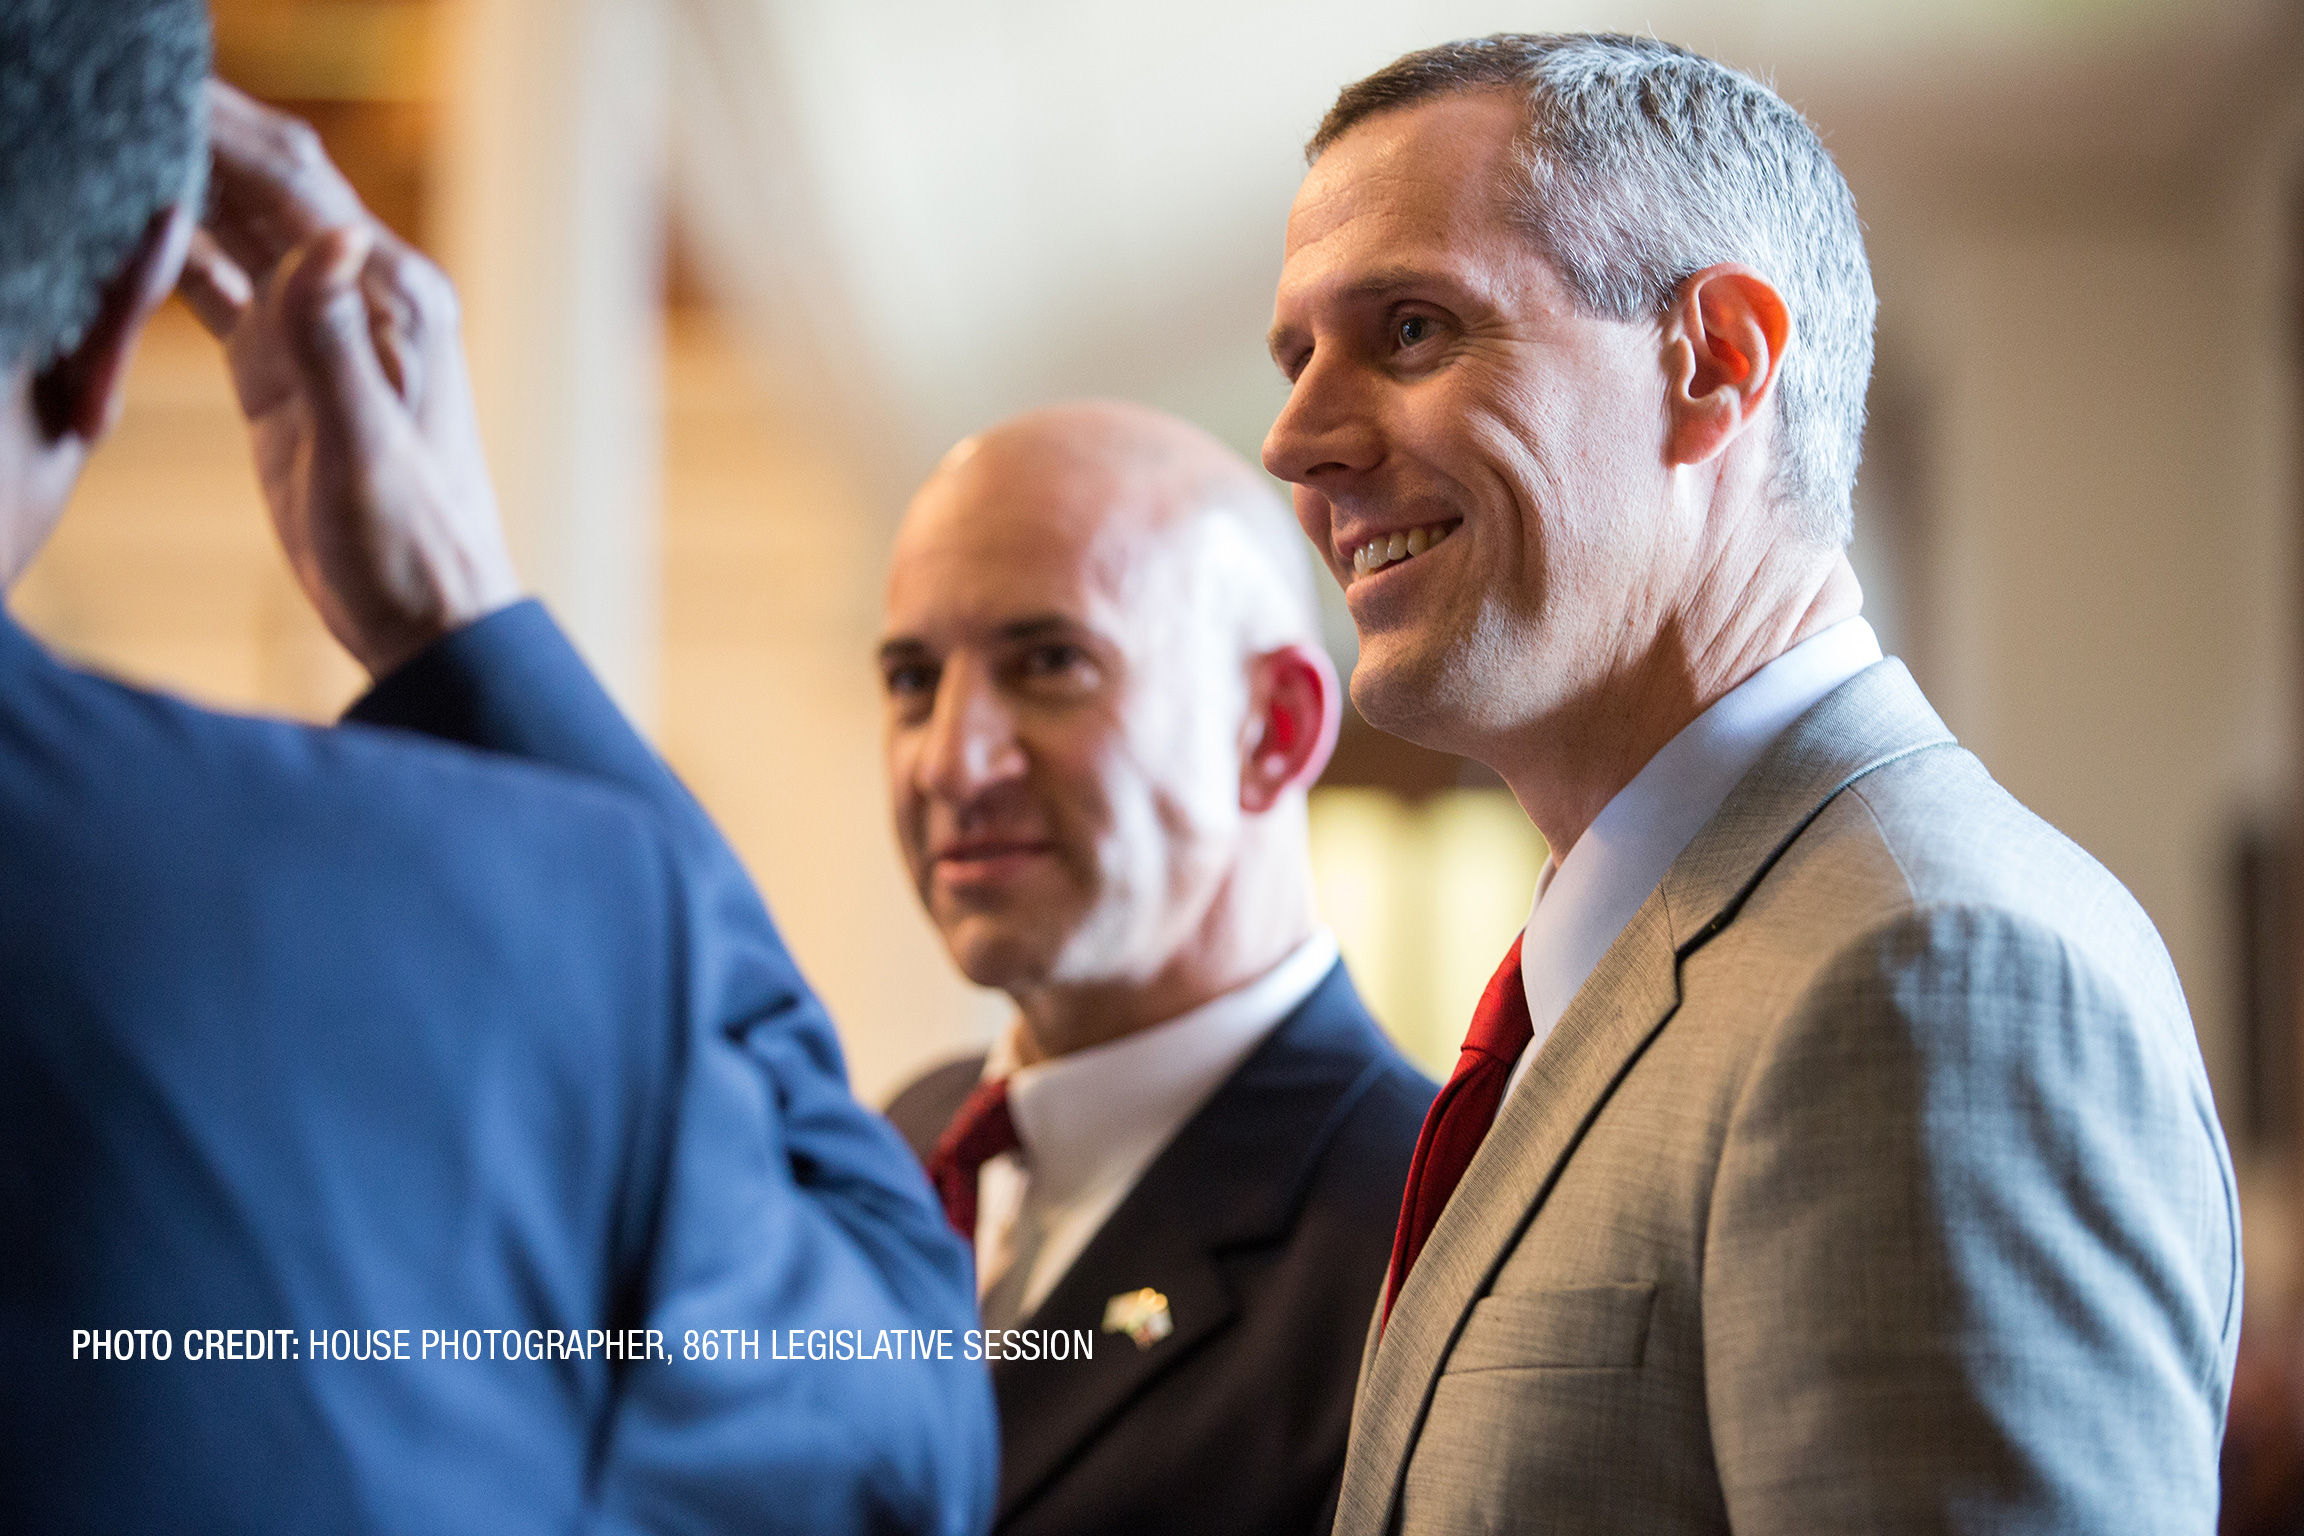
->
xmin=924 ymin=1077 xmax=1019 ymax=1240
xmin=1383 ymin=934 xmax=1533 ymax=1328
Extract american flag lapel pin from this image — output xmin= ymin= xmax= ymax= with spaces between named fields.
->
xmin=1100 ymin=1288 xmax=1173 ymax=1350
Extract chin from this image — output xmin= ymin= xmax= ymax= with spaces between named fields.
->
xmin=1351 ymin=605 xmax=1539 ymax=759
xmin=940 ymin=919 xmax=1057 ymax=995
xmin=1349 ymin=642 xmax=1469 ymax=755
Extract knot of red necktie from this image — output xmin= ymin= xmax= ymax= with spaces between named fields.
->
xmin=1383 ymin=933 xmax=1533 ymax=1329
xmin=924 ymin=1077 xmax=1019 ymax=1239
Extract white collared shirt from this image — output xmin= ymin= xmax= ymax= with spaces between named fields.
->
xmin=1503 ymin=618 xmax=1884 ymax=1101
xmin=974 ymin=929 xmax=1341 ymax=1316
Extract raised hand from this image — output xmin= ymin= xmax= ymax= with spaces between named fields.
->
xmin=180 ymin=81 xmax=521 ymax=679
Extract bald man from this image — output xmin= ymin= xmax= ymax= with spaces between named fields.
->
xmin=879 ymin=401 xmax=1435 ymax=1536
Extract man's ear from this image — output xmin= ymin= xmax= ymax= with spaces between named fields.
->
xmin=1659 ymin=263 xmax=1791 ymax=470
xmin=1241 ymin=640 xmax=1342 ymax=813
xmin=31 ymin=202 xmax=196 ymax=445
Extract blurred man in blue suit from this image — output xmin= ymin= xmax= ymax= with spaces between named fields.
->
xmin=0 ymin=6 xmax=993 ymax=1532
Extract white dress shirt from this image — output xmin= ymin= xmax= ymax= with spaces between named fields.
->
xmin=1503 ymin=618 xmax=1884 ymax=1102
xmin=973 ymin=929 xmax=1341 ymax=1317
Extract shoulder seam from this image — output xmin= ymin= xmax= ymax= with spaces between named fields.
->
xmin=1845 ymin=779 xmax=1921 ymax=903
xmin=1681 ymin=738 xmax=1959 ymax=955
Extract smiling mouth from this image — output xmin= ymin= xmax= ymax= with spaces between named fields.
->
xmin=933 ymin=841 xmax=1054 ymax=879
xmin=1349 ymin=520 xmax=1459 ymax=581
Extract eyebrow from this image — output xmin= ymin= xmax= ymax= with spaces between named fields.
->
xmin=875 ymin=637 xmax=932 ymax=666
xmin=875 ymin=614 xmax=1087 ymax=665
xmin=995 ymin=616 xmax=1085 ymax=642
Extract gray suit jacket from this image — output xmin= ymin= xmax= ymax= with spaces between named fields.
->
xmin=1336 ymin=659 xmax=2240 ymax=1534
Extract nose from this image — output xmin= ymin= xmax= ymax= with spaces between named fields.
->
xmin=1262 ymin=347 xmax=1379 ymax=490
xmin=914 ymin=654 xmax=1026 ymax=808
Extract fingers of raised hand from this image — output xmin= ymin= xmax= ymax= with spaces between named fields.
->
xmin=271 ymin=224 xmax=400 ymax=462
xmin=360 ymin=261 xmax=423 ymax=408
xmin=203 ymin=80 xmax=368 ymax=284
xmin=178 ymin=228 xmax=253 ymax=339
xmin=359 ymin=238 xmax=456 ymax=410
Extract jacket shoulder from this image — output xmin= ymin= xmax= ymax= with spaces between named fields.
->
xmin=1842 ymin=745 xmax=2182 ymax=1007
xmin=1709 ymin=743 xmax=2178 ymax=1011
xmin=4 ymin=645 xmax=670 ymax=861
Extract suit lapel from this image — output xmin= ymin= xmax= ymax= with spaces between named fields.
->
xmin=993 ymin=967 xmax=1393 ymax=1527
xmin=1336 ymin=898 xmax=1681 ymax=1533
xmin=993 ymin=1216 xmax=1237 ymax=1526
xmin=1335 ymin=660 xmax=1959 ymax=1535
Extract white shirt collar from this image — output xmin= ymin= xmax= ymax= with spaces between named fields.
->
xmin=1506 ymin=618 xmax=1884 ymax=1097
xmin=974 ymin=928 xmax=1340 ymax=1308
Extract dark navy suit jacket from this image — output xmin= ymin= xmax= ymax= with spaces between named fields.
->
xmin=887 ymin=964 xmax=1433 ymax=1536
xmin=0 ymin=600 xmax=996 ymax=1535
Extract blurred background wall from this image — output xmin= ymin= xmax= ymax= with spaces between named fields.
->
xmin=10 ymin=0 xmax=2304 ymax=1512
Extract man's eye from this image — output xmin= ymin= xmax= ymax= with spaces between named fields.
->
xmin=1397 ymin=315 xmax=1433 ymax=347
xmin=883 ymin=663 xmax=937 ymax=698
xmin=1008 ymin=643 xmax=1100 ymax=697
xmin=1022 ymin=644 xmax=1087 ymax=678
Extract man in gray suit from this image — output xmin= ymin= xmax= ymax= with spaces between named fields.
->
xmin=1260 ymin=32 xmax=2239 ymax=1533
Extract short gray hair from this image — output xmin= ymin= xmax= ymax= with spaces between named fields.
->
xmin=0 ymin=0 xmax=211 ymax=372
xmin=1310 ymin=33 xmax=1876 ymax=545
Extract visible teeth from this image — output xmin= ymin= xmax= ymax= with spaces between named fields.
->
xmin=1348 ymin=521 xmax=1458 ymax=579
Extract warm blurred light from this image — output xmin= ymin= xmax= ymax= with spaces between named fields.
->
xmin=211 ymin=0 xmax=445 ymax=249
xmin=213 ymin=0 xmax=442 ymax=104
xmin=1310 ymin=787 xmax=1547 ymax=1077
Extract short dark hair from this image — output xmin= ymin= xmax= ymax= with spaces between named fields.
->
xmin=0 ymin=0 xmax=211 ymax=372
xmin=1311 ymin=34 xmax=1875 ymax=545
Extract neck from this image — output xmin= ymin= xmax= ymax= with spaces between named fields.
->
xmin=1496 ymin=551 xmax=1861 ymax=861
xmin=0 ymin=370 xmax=81 ymax=588
xmin=1008 ymin=821 xmax=1319 ymax=1065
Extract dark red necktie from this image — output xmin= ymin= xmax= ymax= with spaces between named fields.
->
xmin=923 ymin=1077 xmax=1019 ymax=1240
xmin=1383 ymin=934 xmax=1533 ymax=1328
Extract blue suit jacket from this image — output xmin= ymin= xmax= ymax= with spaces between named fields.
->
xmin=0 ymin=600 xmax=996 ymax=1534
xmin=887 ymin=964 xmax=1434 ymax=1535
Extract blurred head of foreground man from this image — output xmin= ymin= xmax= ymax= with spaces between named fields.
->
xmin=0 ymin=4 xmax=991 ymax=1530
xmin=1262 ymin=32 xmax=2239 ymax=1535
xmin=879 ymin=401 xmax=1435 ymax=1536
